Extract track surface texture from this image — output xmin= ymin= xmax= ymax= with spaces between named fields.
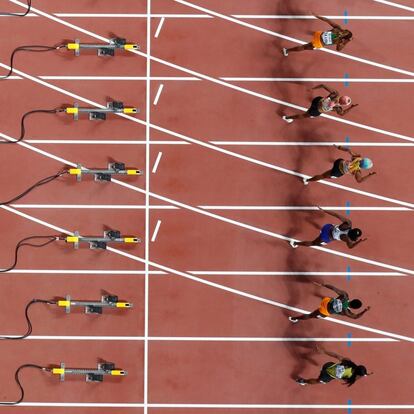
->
xmin=0 ymin=0 xmax=413 ymax=412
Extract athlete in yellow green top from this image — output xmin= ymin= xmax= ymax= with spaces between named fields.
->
xmin=303 ymin=144 xmax=376 ymax=185
xmin=296 ymin=346 xmax=373 ymax=387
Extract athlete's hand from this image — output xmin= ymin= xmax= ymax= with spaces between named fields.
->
xmin=351 ymin=104 xmax=359 ymax=108
xmin=365 ymin=306 xmax=371 ymax=311
xmin=369 ymin=172 xmax=376 ymax=176
xmin=359 ymin=238 xmax=368 ymax=243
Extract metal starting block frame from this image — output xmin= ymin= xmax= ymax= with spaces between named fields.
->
xmin=64 ymin=230 xmax=141 ymax=250
xmin=65 ymin=101 xmax=139 ymax=121
xmin=66 ymin=37 xmax=139 ymax=56
xmin=69 ymin=162 xmax=142 ymax=182
xmin=58 ymin=294 xmax=133 ymax=314
xmin=52 ymin=362 xmax=127 ymax=382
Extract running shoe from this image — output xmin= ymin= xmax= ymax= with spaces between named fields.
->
xmin=303 ymin=178 xmax=309 ymax=185
xmin=282 ymin=48 xmax=289 ymax=57
xmin=289 ymin=240 xmax=298 ymax=248
xmin=282 ymin=116 xmax=294 ymax=123
xmin=288 ymin=316 xmax=299 ymax=323
xmin=296 ymin=378 xmax=307 ymax=386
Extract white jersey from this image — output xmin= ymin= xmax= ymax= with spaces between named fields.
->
xmin=321 ymin=31 xmax=334 ymax=45
xmin=331 ymin=225 xmax=349 ymax=241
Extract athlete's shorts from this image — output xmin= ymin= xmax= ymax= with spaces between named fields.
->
xmin=312 ymin=31 xmax=324 ymax=49
xmin=320 ymin=224 xmax=334 ymax=244
xmin=331 ymin=159 xmax=345 ymax=178
xmin=318 ymin=362 xmax=335 ymax=383
xmin=318 ymin=297 xmax=332 ymax=317
xmin=306 ymin=96 xmax=323 ymax=117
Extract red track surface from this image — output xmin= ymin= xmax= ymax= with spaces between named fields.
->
xmin=0 ymin=0 xmax=413 ymax=413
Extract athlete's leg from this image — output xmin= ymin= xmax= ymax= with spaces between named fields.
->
xmin=307 ymin=169 xmax=333 ymax=183
xmin=285 ymin=43 xmax=314 ymax=53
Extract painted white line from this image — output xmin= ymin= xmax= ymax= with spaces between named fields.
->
xmin=151 ymin=151 xmax=163 ymax=173
xmin=3 ymin=206 xmax=413 ymax=343
xmin=154 ymin=17 xmax=165 ymax=38
xmin=374 ymin=0 xmax=414 ymax=12
xmin=153 ymin=83 xmax=164 ymax=105
xmin=150 ymin=336 xmax=397 ymax=342
xmin=8 ymin=0 xmax=414 ymax=144
xmin=151 ymin=220 xmax=162 ymax=242
xmin=174 ymin=0 xmax=414 ymax=79
xmin=0 ymin=335 xmax=396 ymax=342
xmin=5 ymin=13 xmax=414 ymax=20
xmin=9 ymin=403 xmax=414 ymax=409
xmin=6 ymin=75 xmax=414 ymax=82
xmin=6 ymin=269 xmax=405 ymax=277
xmin=23 ymin=139 xmax=414 ymax=146
xmin=9 ymin=204 xmax=414 ymax=212
xmin=144 ymin=4 xmax=151 ymax=414
xmin=9 ymin=269 xmax=155 ymax=274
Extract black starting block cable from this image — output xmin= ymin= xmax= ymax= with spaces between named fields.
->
xmin=0 ymin=364 xmax=49 ymax=406
xmin=0 ymin=299 xmax=56 ymax=340
xmin=0 ymin=235 xmax=58 ymax=273
xmin=0 ymin=168 xmax=69 ymax=205
xmin=0 ymin=43 xmax=66 ymax=81
xmin=0 ymin=0 xmax=31 ymax=17
xmin=0 ymin=107 xmax=65 ymax=144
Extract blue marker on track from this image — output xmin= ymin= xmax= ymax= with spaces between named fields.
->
xmin=348 ymin=399 xmax=352 ymax=414
xmin=347 ymin=333 xmax=352 ymax=347
xmin=345 ymin=201 xmax=351 ymax=216
xmin=346 ymin=265 xmax=351 ymax=282
xmin=344 ymin=10 xmax=349 ymax=25
xmin=344 ymin=73 xmax=350 ymax=87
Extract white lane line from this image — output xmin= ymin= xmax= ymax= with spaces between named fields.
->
xmin=151 ymin=151 xmax=163 ymax=173
xmin=9 ymin=204 xmax=414 ymax=212
xmin=7 ymin=0 xmax=414 ymax=144
xmin=6 ymin=13 xmax=414 ymax=20
xmin=173 ymin=0 xmax=414 ymax=78
xmin=151 ymin=220 xmax=162 ymax=242
xmin=154 ymin=17 xmax=165 ymax=38
xmin=6 ymin=75 xmax=414 ymax=82
xmin=144 ymin=3 xmax=151 ymax=414
xmin=9 ymin=403 xmax=414 ymax=409
xmin=374 ymin=0 xmax=414 ymax=12
xmin=3 ymin=204 xmax=413 ymax=343
xmin=153 ymin=83 xmax=164 ymax=105
xmin=7 ymin=269 xmax=404 ymax=276
xmin=23 ymin=140 xmax=414 ymax=146
xmin=0 ymin=335 xmax=396 ymax=342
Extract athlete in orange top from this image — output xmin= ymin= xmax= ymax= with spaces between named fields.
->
xmin=303 ymin=145 xmax=376 ymax=185
xmin=282 ymin=13 xmax=353 ymax=56
xmin=288 ymin=282 xmax=370 ymax=323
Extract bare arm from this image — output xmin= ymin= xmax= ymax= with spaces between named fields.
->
xmin=317 ymin=206 xmax=351 ymax=225
xmin=313 ymin=13 xmax=342 ymax=29
xmin=344 ymin=306 xmax=371 ymax=319
xmin=336 ymin=104 xmax=359 ymax=116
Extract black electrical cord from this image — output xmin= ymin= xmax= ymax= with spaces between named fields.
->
xmin=0 ymin=364 xmax=49 ymax=406
xmin=0 ymin=0 xmax=31 ymax=17
xmin=0 ymin=299 xmax=56 ymax=340
xmin=0 ymin=168 xmax=69 ymax=205
xmin=0 ymin=43 xmax=66 ymax=81
xmin=0 ymin=107 xmax=65 ymax=144
xmin=0 ymin=235 xmax=58 ymax=273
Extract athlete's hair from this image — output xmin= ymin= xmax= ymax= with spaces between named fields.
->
xmin=349 ymin=299 xmax=362 ymax=309
xmin=341 ymin=360 xmax=368 ymax=387
xmin=348 ymin=228 xmax=362 ymax=241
